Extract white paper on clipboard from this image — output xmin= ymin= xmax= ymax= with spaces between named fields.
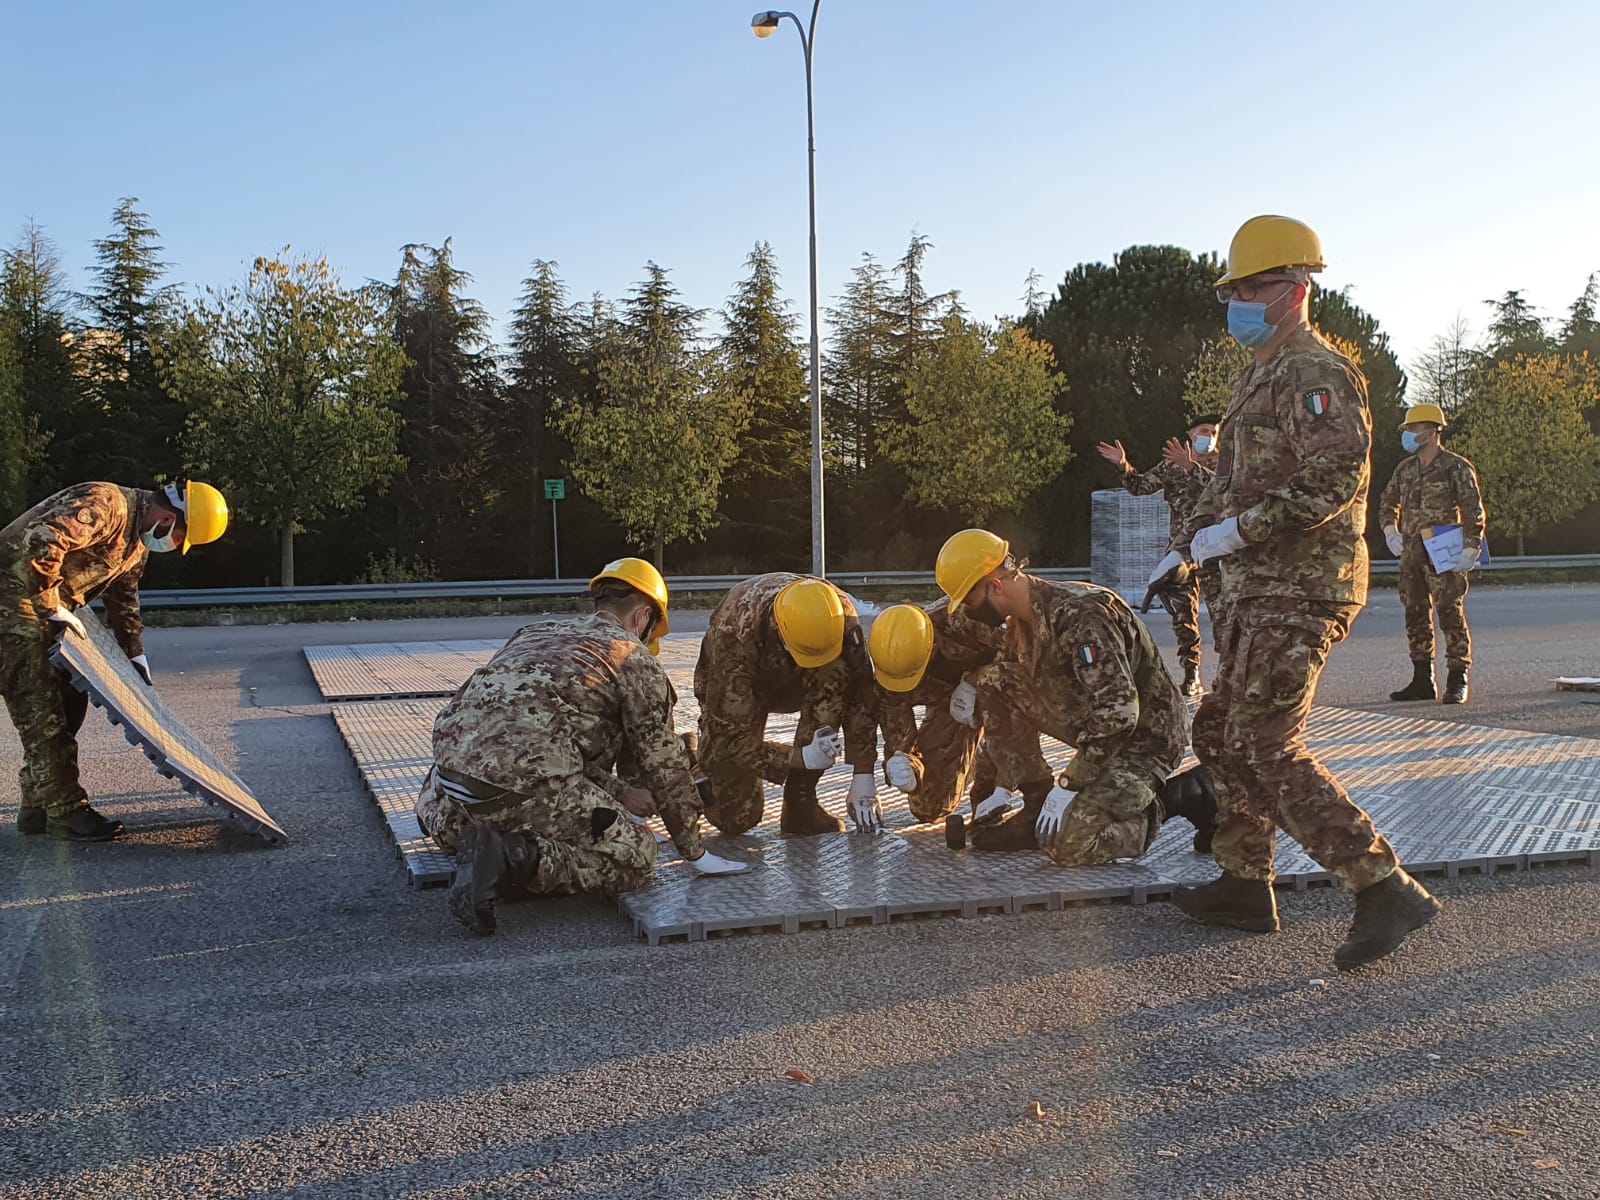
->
xmin=1423 ymin=525 xmax=1464 ymax=573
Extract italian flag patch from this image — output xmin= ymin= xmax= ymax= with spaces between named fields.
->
xmin=1303 ymin=389 xmax=1332 ymax=416
xmin=1079 ymin=645 xmax=1098 ymax=665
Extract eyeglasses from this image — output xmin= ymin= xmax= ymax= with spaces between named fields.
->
xmin=962 ymin=555 xmax=1026 ymax=611
xmin=1215 ymin=276 xmax=1298 ymax=305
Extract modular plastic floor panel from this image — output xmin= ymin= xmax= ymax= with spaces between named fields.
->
xmin=50 ymin=609 xmax=286 ymax=843
xmin=303 ymin=639 xmax=504 ymax=700
xmin=329 ymin=638 xmax=1600 ymax=939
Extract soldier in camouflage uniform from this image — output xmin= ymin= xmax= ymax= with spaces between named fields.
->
xmin=1174 ymin=215 xmax=1441 ymax=971
xmin=694 ymin=572 xmax=881 ymax=837
xmin=932 ymin=530 xmax=1214 ymax=865
xmin=1098 ymin=417 xmax=1225 ymax=695
xmin=1379 ymin=403 xmax=1486 ymax=705
xmin=418 ymin=558 xmax=747 ymax=937
xmin=0 ymin=480 xmax=228 ymax=841
xmin=870 ymin=599 xmax=1041 ymax=823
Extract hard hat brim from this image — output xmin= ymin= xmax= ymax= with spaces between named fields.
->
xmin=788 ymin=643 xmax=842 ymax=670
xmin=873 ymin=665 xmax=926 ymax=693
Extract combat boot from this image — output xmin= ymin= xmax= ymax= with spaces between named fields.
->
xmin=1334 ymin=868 xmax=1441 ymax=970
xmin=1442 ymin=665 xmax=1469 ymax=705
xmin=46 ymin=805 xmax=124 ymax=841
xmin=1180 ymin=664 xmax=1204 ymax=698
xmin=449 ymin=823 xmax=510 ymax=936
xmin=17 ymin=808 xmax=46 ymax=836
xmin=780 ymin=769 xmax=845 ymax=836
xmin=1389 ymin=660 xmax=1436 ymax=702
xmin=1172 ymin=872 xmax=1279 ymax=933
xmin=1161 ymin=765 xmax=1217 ymax=854
xmin=970 ymin=781 xmax=1047 ymax=852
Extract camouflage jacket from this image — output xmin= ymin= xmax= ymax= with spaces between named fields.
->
xmin=878 ymin=597 xmax=1006 ymax=755
xmin=996 ymin=577 xmax=1187 ymax=790
xmin=432 ymin=612 xmax=703 ymax=859
xmin=1120 ymin=455 xmax=1218 ymax=551
xmin=694 ymin=572 xmax=877 ymax=779
xmin=1186 ymin=327 xmax=1372 ymax=605
xmin=0 ymin=482 xmax=151 ymax=657
xmin=1379 ymin=448 xmax=1486 ymax=548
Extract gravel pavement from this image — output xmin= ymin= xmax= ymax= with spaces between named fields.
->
xmin=1 ymin=584 xmax=1597 ymax=1199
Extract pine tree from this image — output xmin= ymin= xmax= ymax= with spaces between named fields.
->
xmin=823 ymin=253 xmax=895 ymax=480
xmin=1560 ymin=273 xmax=1600 ymax=360
xmin=1482 ymin=290 xmax=1553 ymax=361
xmin=0 ymin=223 xmax=78 ymax=501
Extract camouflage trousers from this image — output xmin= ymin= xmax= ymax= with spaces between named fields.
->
xmin=895 ymin=700 xmax=984 ymax=822
xmin=1040 ymin=758 xmax=1166 ymax=867
xmin=1398 ymin=543 xmax=1471 ymax=669
xmin=698 ymin=678 xmax=845 ymax=835
xmin=1192 ymin=598 xmax=1399 ymax=890
xmin=415 ymin=763 xmax=656 ymax=898
xmin=1167 ymin=565 xmax=1226 ymax=671
xmin=0 ymin=628 xmax=91 ymax=819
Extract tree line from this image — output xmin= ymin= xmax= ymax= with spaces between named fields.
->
xmin=2 ymin=199 xmax=1596 ymax=587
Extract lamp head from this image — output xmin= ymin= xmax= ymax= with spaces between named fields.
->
xmin=751 ymin=11 xmax=781 ymax=37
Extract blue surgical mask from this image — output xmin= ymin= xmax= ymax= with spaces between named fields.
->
xmin=1227 ymin=299 xmax=1277 ymax=349
xmin=1192 ymin=435 xmax=1216 ymax=455
xmin=1401 ymin=431 xmax=1422 ymax=454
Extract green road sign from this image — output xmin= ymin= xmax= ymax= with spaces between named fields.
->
xmin=543 ymin=478 xmax=565 ymax=501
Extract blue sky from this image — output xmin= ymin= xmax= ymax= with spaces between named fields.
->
xmin=6 ymin=1 xmax=1598 ymax=365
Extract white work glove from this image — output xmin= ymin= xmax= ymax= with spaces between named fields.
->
xmin=974 ymin=787 xmax=1017 ymax=823
xmin=129 ymin=654 xmax=153 ymax=686
xmin=1383 ymin=525 xmax=1404 ymax=557
xmin=1147 ymin=549 xmax=1186 ymax=588
xmin=1189 ymin=517 xmax=1248 ymax=566
xmin=1456 ymin=545 xmax=1481 ymax=573
xmin=948 ymin=681 xmax=979 ymax=728
xmin=848 ymin=773 xmax=883 ymax=833
xmin=48 ymin=607 xmax=87 ymax=639
xmin=1035 ymin=784 xmax=1077 ymax=844
xmin=800 ymin=726 xmax=844 ymax=770
xmin=687 ymin=848 xmax=749 ymax=876
xmin=885 ymin=752 xmax=919 ymax=793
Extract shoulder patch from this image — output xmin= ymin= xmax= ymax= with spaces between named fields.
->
xmin=1079 ymin=645 xmax=1098 ymax=666
xmin=1303 ymin=389 xmax=1332 ymax=417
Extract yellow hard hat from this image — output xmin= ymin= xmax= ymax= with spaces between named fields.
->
xmin=936 ymin=529 xmax=1010 ymax=606
xmin=589 ymin=557 xmax=671 ymax=638
xmin=869 ymin=604 xmax=935 ymax=693
xmin=1400 ymin=403 xmax=1448 ymax=429
xmin=773 ymin=579 xmax=845 ymax=668
xmin=1215 ymin=215 xmax=1326 ymax=287
xmin=164 ymin=481 xmax=229 ymax=555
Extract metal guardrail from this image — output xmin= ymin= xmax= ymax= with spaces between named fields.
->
xmin=131 ymin=556 xmax=1597 ymax=609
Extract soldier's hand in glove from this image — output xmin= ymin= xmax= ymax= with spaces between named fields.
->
xmin=848 ymin=773 xmax=883 ymax=832
xmin=1456 ymin=545 xmax=1481 ymax=573
xmin=885 ymin=752 xmax=919 ymax=794
xmin=800 ymin=726 xmax=844 ymax=770
xmin=948 ymin=680 xmax=979 ymax=727
xmin=1190 ymin=517 xmax=1248 ymax=566
xmin=1147 ymin=550 xmax=1187 ymax=589
xmin=129 ymin=654 xmax=153 ymax=686
xmin=1035 ymin=783 xmax=1077 ymax=844
xmin=1383 ymin=525 xmax=1404 ymax=557
xmin=687 ymin=848 xmax=749 ymax=876
xmin=974 ymin=787 xmax=1017 ymax=823
xmin=48 ymin=607 xmax=87 ymax=639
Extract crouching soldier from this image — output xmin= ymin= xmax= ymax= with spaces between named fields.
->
xmin=934 ymin=529 xmax=1216 ymax=863
xmin=417 ymin=558 xmax=747 ymax=936
xmin=695 ymin=573 xmax=883 ymax=835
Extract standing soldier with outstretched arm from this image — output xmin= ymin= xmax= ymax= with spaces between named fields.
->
xmin=1379 ymin=403 xmax=1486 ymax=705
xmin=1174 ymin=215 xmax=1441 ymax=971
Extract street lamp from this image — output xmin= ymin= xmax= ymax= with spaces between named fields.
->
xmin=751 ymin=4 xmax=826 ymax=579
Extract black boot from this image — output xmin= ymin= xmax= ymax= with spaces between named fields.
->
xmin=17 ymin=807 xmax=46 ymax=836
xmin=1334 ymin=868 xmax=1441 ymax=970
xmin=1442 ymin=665 xmax=1469 ymax=705
xmin=1389 ymin=660 xmax=1436 ymax=702
xmin=1180 ymin=664 xmax=1204 ymax=699
xmin=970 ymin=781 xmax=1047 ymax=852
xmin=780 ymin=769 xmax=845 ymax=836
xmin=1161 ymin=765 xmax=1217 ymax=854
xmin=46 ymin=805 xmax=125 ymax=841
xmin=1172 ymin=872 xmax=1279 ymax=932
xmin=449 ymin=824 xmax=509 ymax=936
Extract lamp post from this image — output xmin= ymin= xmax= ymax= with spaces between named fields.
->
xmin=751 ymin=4 xmax=825 ymax=578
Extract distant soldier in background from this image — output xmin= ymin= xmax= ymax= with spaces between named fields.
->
xmin=1098 ymin=416 xmax=1224 ymax=696
xmin=695 ymin=573 xmax=883 ymax=836
xmin=1379 ymin=403 xmax=1486 ymax=705
xmin=1 ymin=480 xmax=228 ymax=840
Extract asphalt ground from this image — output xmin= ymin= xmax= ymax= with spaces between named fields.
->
xmin=1 ymin=584 xmax=1597 ymax=1198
